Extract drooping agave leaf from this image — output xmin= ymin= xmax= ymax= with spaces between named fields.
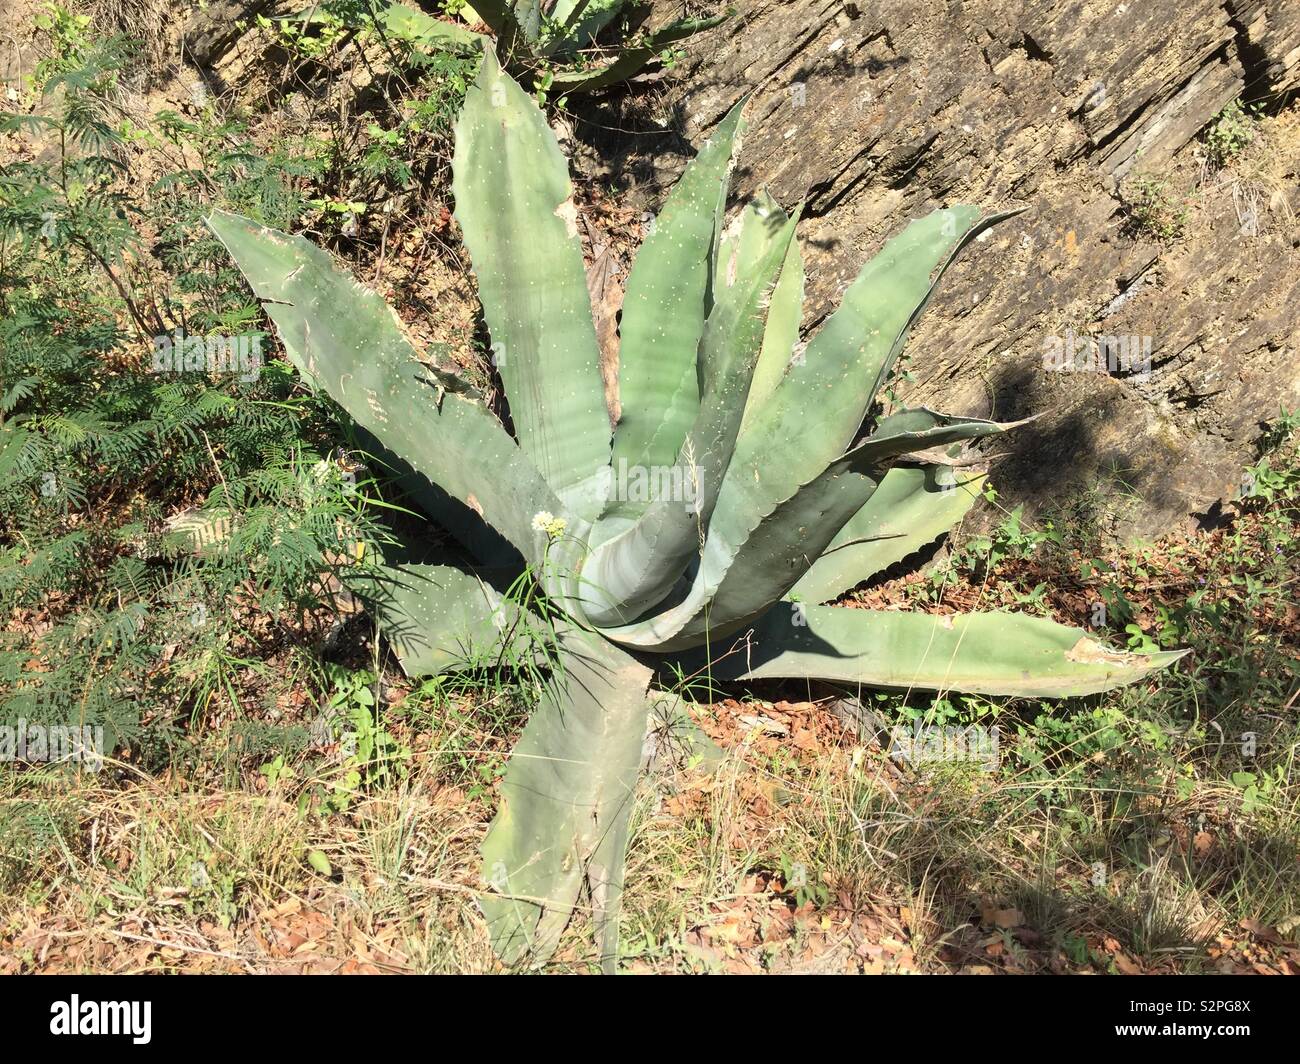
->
xmin=480 ymin=629 xmax=653 ymax=971
xmin=366 ymin=3 xmax=488 ymax=51
xmin=205 ymin=210 xmax=562 ymax=569
xmin=580 ymin=206 xmax=799 ymax=627
xmin=543 ymin=0 xmax=630 ymax=56
xmin=864 ymin=406 xmax=1035 ymax=451
xmin=715 ymin=604 xmax=1188 ymax=698
xmin=462 ymin=0 xmax=533 ymax=55
xmin=452 ymin=51 xmax=612 ymax=521
xmin=347 ymin=560 xmax=529 ymax=678
xmin=791 ymin=465 xmax=985 ymax=604
xmin=547 ymin=15 xmax=731 ymax=92
xmin=607 ymin=100 xmax=745 ymax=512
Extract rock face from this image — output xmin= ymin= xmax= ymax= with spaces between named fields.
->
xmin=633 ymin=0 xmax=1300 ymax=538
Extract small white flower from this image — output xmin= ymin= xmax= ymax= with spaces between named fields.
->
xmin=531 ymin=511 xmax=567 ymax=539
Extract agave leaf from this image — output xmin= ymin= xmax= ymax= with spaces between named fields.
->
xmin=661 ymin=461 xmax=888 ymax=650
xmin=720 ymin=209 xmax=1018 ymax=553
xmin=599 ymin=453 xmax=892 ymax=652
xmin=543 ymin=0 xmax=630 ymax=56
xmin=354 ymin=423 xmax=521 ymax=568
xmin=463 ymin=0 xmax=533 ymax=53
xmin=366 ymin=3 xmax=488 ymax=51
xmin=610 ymin=410 xmax=1025 ymax=650
xmin=703 ymin=193 xmax=802 ymax=389
xmin=580 ymin=206 xmax=798 ymax=626
xmin=452 ymin=52 xmax=612 ymax=521
xmin=865 ymin=406 xmax=1035 ymax=451
xmin=512 ymin=0 xmax=544 ymax=42
xmin=702 ymin=401 xmax=1025 ymax=615
xmin=480 ymin=629 xmax=653 ymax=971
xmin=716 ymin=604 xmax=1188 ymax=698
xmin=791 ymin=465 xmax=985 ymax=604
xmin=645 ymin=209 xmax=1013 ymax=642
xmin=347 ymin=560 xmax=530 ymax=678
xmin=608 ymin=101 xmax=745 ymax=508
xmin=205 ymin=209 xmax=562 ymax=568
xmin=741 ymin=217 xmax=804 ymax=431
xmin=595 ymin=407 xmax=1019 ymax=652
xmin=547 ymin=15 xmax=730 ymax=91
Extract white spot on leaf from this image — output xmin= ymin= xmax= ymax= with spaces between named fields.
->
xmin=554 ymin=197 xmax=579 ymax=239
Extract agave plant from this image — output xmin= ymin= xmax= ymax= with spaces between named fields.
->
xmin=207 ymin=51 xmax=1184 ymax=971
xmin=318 ymin=0 xmax=728 ymax=94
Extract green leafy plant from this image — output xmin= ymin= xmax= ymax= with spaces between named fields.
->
xmin=0 ymin=8 xmax=385 ymax=755
xmin=1204 ymin=99 xmax=1256 ymax=170
xmin=961 ymin=501 xmax=1064 ymax=571
xmin=292 ymin=0 xmax=729 ymax=95
xmin=777 ymin=853 xmax=828 ymax=910
xmin=1241 ymin=453 xmax=1300 ymax=504
xmin=207 ymin=53 xmax=1185 ymax=971
xmin=312 ymin=666 xmax=411 ymax=813
xmin=1123 ymin=175 xmax=1189 ymax=242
